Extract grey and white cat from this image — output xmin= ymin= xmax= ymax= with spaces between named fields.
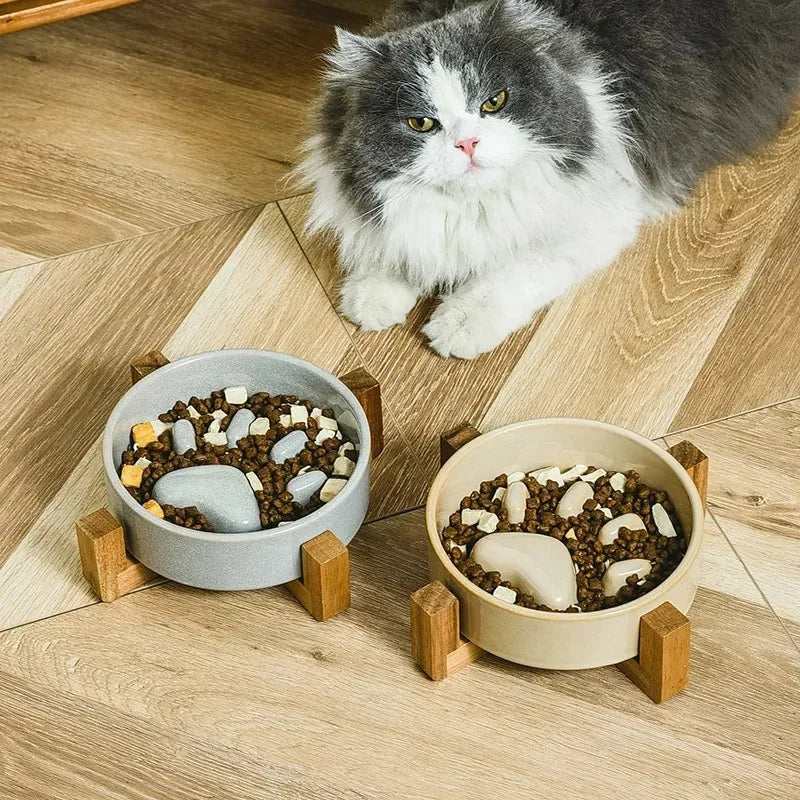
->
xmin=300 ymin=0 xmax=800 ymax=358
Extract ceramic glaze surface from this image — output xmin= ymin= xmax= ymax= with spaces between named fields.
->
xmin=103 ymin=349 xmax=371 ymax=590
xmin=426 ymin=419 xmax=704 ymax=670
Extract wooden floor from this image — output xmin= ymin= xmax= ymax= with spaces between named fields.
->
xmin=1 ymin=2 xmax=799 ymax=797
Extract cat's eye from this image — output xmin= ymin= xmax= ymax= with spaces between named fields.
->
xmin=481 ymin=89 xmax=508 ymax=114
xmin=407 ymin=117 xmax=437 ymax=132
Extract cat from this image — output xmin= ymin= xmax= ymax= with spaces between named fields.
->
xmin=299 ymin=0 xmax=800 ymax=359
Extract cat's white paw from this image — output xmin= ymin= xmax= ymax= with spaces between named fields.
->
xmin=340 ymin=276 xmax=417 ymax=331
xmin=423 ymin=299 xmax=508 ymax=359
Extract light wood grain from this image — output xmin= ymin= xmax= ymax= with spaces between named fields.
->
xmin=674 ymin=185 xmax=800 ymax=429
xmin=0 ymin=208 xmax=261 ymax=569
xmin=666 ymin=399 xmax=800 ymax=647
xmin=0 ymin=506 xmax=797 ymax=799
xmin=481 ymin=109 xmax=800 ymax=439
xmin=0 ymin=204 xmax=421 ymax=630
xmin=0 ymin=245 xmax=37 ymax=272
xmin=0 ymin=262 xmax=42 ymax=318
xmin=0 ymin=0 xmax=139 ymax=34
xmin=0 ymin=670 xmax=365 ymax=799
xmin=0 ymin=0 xmax=374 ymax=260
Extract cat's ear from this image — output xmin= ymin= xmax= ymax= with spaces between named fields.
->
xmin=327 ymin=28 xmax=378 ymax=73
xmin=493 ymin=0 xmax=561 ymax=38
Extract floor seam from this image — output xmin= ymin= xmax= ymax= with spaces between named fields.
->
xmin=0 ymin=194 xmax=313 ymax=277
xmin=707 ymin=508 xmax=800 ymax=655
xmin=664 ymin=394 xmax=800 ymax=438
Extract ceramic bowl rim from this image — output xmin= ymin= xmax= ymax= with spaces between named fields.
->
xmin=425 ymin=417 xmax=704 ymax=622
xmin=102 ymin=348 xmax=371 ymax=542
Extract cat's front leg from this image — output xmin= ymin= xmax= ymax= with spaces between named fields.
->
xmin=339 ymin=273 xmax=419 ymax=332
xmin=423 ymin=263 xmax=583 ymax=359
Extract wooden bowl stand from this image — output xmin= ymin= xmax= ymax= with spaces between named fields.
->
xmin=411 ymin=423 xmax=708 ymax=703
xmin=75 ymin=351 xmax=384 ymax=622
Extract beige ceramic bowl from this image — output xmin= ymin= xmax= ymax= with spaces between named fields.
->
xmin=426 ymin=418 xmax=704 ymax=670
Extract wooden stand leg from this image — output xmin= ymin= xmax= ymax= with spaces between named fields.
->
xmin=617 ymin=602 xmax=691 ymax=703
xmin=76 ymin=509 xmax=158 ymax=602
xmin=339 ymin=367 xmax=384 ymax=458
xmin=667 ymin=440 xmax=709 ymax=510
xmin=440 ymin=422 xmax=481 ymax=466
xmin=286 ymin=531 xmax=351 ymax=621
xmin=411 ymin=581 xmax=482 ymax=680
xmin=130 ymin=350 xmax=170 ymax=385
xmin=614 ymin=438 xmax=704 ymax=702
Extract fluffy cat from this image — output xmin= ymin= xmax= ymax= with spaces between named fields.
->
xmin=300 ymin=0 xmax=800 ymax=358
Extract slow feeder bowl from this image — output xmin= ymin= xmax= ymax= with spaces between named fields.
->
xmin=76 ymin=348 xmax=383 ymax=621
xmin=100 ymin=349 xmax=372 ymax=591
xmin=413 ymin=418 xmax=707 ymax=701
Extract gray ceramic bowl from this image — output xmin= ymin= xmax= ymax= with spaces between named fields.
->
xmin=102 ymin=349 xmax=371 ymax=590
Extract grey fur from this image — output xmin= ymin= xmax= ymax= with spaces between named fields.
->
xmin=314 ymin=0 xmax=800 ymax=211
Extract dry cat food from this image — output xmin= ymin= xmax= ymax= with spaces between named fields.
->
xmin=118 ymin=386 xmax=357 ymax=533
xmin=441 ymin=464 xmax=687 ymax=612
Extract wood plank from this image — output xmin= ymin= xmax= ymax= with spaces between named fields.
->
xmin=0 ymin=0 xmax=375 ymax=260
xmin=0 ymin=207 xmax=262 ymax=570
xmin=0 ymin=507 xmax=797 ymax=798
xmin=665 ymin=399 xmax=800 ymax=647
xmin=480 ymin=108 xmax=800 ymax=439
xmin=0 ymin=669 xmax=363 ymax=799
xmin=0 ymin=0 xmax=140 ymax=34
xmin=0 ymin=245 xmax=37 ymax=272
xmin=0 ymin=204 xmax=421 ymax=631
xmin=673 ymin=185 xmax=800 ymax=429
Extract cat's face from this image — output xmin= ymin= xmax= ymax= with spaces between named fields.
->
xmin=316 ymin=0 xmax=593 ymax=212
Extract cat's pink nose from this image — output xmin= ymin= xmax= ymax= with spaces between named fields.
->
xmin=455 ymin=137 xmax=479 ymax=157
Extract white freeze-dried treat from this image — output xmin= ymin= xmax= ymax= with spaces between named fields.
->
xmin=599 ymin=507 xmax=613 ymax=519
xmin=652 ymin=503 xmax=678 ymax=537
xmin=461 ymin=508 xmax=483 ymax=526
xmin=333 ymin=456 xmax=355 ymax=477
xmin=529 ymin=466 xmax=564 ymax=487
xmin=310 ymin=407 xmax=322 ymax=421
xmin=493 ymin=585 xmax=517 ymax=604
xmin=560 ymin=464 xmax=588 ymax=481
xmin=609 ymin=472 xmax=627 ymax=492
xmin=491 ymin=486 xmax=506 ymax=503
xmin=186 ymin=405 xmax=201 ymax=419
xmin=318 ymin=415 xmax=338 ymax=431
xmin=211 ymin=409 xmax=227 ymax=421
xmin=279 ymin=414 xmax=291 ymax=427
xmin=477 ymin=511 xmax=499 ymax=533
xmin=290 ymin=404 xmax=309 ymax=426
xmin=338 ymin=441 xmax=355 ymax=456
xmin=245 ymin=471 xmax=263 ymax=492
xmin=320 ymin=478 xmax=347 ymax=503
xmin=315 ymin=428 xmax=336 ymax=445
xmin=134 ymin=457 xmax=151 ymax=469
xmin=249 ymin=417 xmax=270 ymax=436
xmin=506 ymin=470 xmax=526 ymax=484
xmin=580 ymin=469 xmax=607 ymax=483
xmin=224 ymin=385 xmax=248 ymax=405
xmin=208 ymin=419 xmax=221 ymax=434
xmin=564 ymin=528 xmax=577 ymax=541
xmin=203 ymin=431 xmax=228 ymax=446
